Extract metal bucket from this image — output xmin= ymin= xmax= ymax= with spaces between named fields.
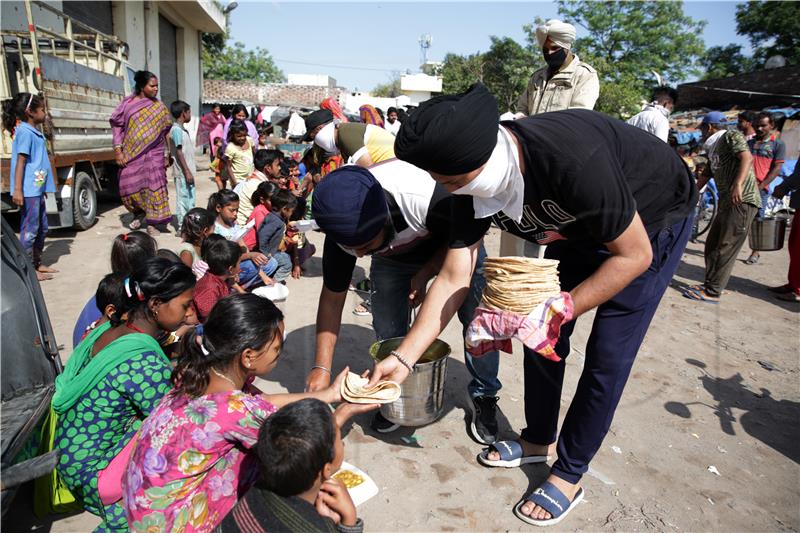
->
xmin=749 ymin=216 xmax=788 ymax=251
xmin=369 ymin=337 xmax=450 ymax=426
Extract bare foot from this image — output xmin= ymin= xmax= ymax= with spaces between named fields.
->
xmin=519 ymin=475 xmax=581 ymax=521
xmin=146 ymin=225 xmax=161 ymax=237
xmin=36 ymin=271 xmax=54 ymax=281
xmin=37 ymin=265 xmax=59 ymax=273
xmin=486 ymin=439 xmax=555 ymax=461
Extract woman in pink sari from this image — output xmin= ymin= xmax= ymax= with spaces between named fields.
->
xmin=196 ymin=103 xmax=226 ymax=149
xmin=110 ymin=70 xmax=172 ymax=235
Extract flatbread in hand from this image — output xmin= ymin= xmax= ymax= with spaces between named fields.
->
xmin=341 ymin=372 xmax=401 ymax=404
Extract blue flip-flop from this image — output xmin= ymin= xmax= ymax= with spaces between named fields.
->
xmin=513 ymin=481 xmax=584 ymax=527
xmin=476 ymin=440 xmax=549 ymax=468
xmin=682 ymin=287 xmax=719 ymax=304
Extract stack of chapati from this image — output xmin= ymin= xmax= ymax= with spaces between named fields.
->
xmin=341 ymin=372 xmax=401 ymax=404
xmin=482 ymin=257 xmax=561 ymax=314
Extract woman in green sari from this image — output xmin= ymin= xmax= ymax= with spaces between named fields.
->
xmin=53 ymin=258 xmax=195 ymax=531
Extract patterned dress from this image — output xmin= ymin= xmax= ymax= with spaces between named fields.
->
xmin=54 ymin=328 xmax=173 ymax=532
xmin=123 ymin=386 xmax=276 ymax=532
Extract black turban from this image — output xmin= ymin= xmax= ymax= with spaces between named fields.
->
xmin=395 ymin=83 xmax=499 ymax=175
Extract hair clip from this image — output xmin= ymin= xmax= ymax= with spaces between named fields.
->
xmin=124 ymin=278 xmax=144 ymax=301
xmin=25 ymin=94 xmax=34 ymax=112
xmin=196 ymin=336 xmax=210 ymax=356
xmin=122 ymin=233 xmax=129 ymax=241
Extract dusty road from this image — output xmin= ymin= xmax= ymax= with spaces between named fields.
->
xmin=6 ymin=159 xmax=799 ymax=532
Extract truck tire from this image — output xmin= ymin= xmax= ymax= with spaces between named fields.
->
xmin=72 ymin=171 xmax=97 ymax=230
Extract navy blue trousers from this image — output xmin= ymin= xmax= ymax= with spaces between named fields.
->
xmin=520 ymin=215 xmax=692 ymax=484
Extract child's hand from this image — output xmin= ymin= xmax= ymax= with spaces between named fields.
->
xmin=333 ymin=402 xmax=379 ymax=429
xmin=250 ymin=252 xmax=269 ymax=266
xmin=186 ymin=172 xmax=195 ymax=186
xmin=316 ymin=478 xmax=357 ymax=527
xmin=12 ymin=190 xmax=23 ymax=207
xmin=325 ymin=367 xmax=348 ymax=404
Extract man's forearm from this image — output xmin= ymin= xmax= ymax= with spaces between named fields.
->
xmin=570 ymin=252 xmax=650 ymax=317
xmin=394 ymin=244 xmax=478 ymax=363
xmin=315 ymin=287 xmax=347 ymax=368
xmin=762 ymin=163 xmax=783 ymax=187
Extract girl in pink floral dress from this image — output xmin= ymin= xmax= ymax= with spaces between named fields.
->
xmin=123 ymin=294 xmax=347 ymax=532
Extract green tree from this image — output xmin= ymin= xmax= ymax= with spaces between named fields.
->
xmin=483 ymin=37 xmax=538 ymax=112
xmin=439 ymin=52 xmax=485 ymax=94
xmin=735 ymin=1 xmax=800 ymax=65
xmin=203 ymin=42 xmax=285 ymax=83
xmin=372 ymin=75 xmax=402 ymax=98
xmin=701 ymin=44 xmax=757 ymax=79
xmin=528 ymin=1 xmax=706 ymax=117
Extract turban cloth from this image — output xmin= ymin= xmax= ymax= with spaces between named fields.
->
xmin=312 ymin=166 xmax=388 ymax=246
xmin=359 ymin=105 xmax=384 ymax=127
xmin=535 ymin=19 xmax=577 ymax=50
xmin=394 ymin=83 xmax=499 ymax=176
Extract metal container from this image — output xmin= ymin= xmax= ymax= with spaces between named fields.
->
xmin=369 ymin=337 xmax=450 ymax=426
xmin=749 ymin=216 xmax=788 ymax=251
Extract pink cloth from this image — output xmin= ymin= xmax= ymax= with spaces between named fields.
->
xmin=209 ymin=124 xmax=224 ymax=157
xmin=466 ymin=292 xmax=574 ymax=362
xmin=123 ymin=386 xmax=276 ymax=532
xmin=98 ymin=433 xmax=138 ymax=505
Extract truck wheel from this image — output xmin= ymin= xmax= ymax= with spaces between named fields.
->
xmin=72 ymin=171 xmax=97 ymax=230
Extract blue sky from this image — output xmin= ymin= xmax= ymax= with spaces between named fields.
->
xmin=226 ymin=1 xmax=751 ymax=91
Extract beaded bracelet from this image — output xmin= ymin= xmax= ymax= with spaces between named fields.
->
xmin=389 ymin=350 xmax=415 ymax=373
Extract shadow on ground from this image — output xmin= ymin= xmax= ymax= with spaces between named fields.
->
xmin=664 ymin=358 xmax=800 ymax=465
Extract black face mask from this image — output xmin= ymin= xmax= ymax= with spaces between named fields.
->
xmin=543 ymin=47 xmax=568 ymax=69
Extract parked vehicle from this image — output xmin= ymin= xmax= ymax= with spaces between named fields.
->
xmin=0 ymin=215 xmax=64 ymax=516
xmin=1 ymin=0 xmax=134 ymax=229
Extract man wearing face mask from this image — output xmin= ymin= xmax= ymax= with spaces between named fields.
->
xmin=369 ymin=83 xmax=696 ymax=526
xmin=515 ymin=19 xmax=599 ymax=117
xmin=303 ymin=109 xmax=395 ymax=167
xmin=307 ymin=161 xmax=503 ymax=444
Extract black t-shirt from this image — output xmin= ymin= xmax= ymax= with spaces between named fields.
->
xmin=495 ymin=109 xmax=697 ymax=245
xmin=322 ymin=183 xmax=487 ymax=292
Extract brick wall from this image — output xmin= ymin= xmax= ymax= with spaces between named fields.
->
xmin=203 ymin=79 xmax=347 ymax=108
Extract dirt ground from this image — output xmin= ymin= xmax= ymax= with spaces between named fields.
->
xmin=6 ymin=158 xmax=799 ymax=532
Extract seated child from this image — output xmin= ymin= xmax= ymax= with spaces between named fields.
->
xmin=234 ymin=149 xmax=283 ymax=225
xmin=122 ymin=294 xmax=348 ymax=532
xmin=193 ymin=234 xmax=242 ymax=322
xmin=243 ymin=181 xmax=277 ymax=251
xmin=256 ymin=189 xmax=297 ymax=282
xmin=79 ymin=273 xmax=127 ymax=340
xmin=208 ymin=189 xmax=278 ymax=288
xmin=218 ymin=399 xmax=368 ymax=533
xmin=72 ymin=231 xmax=157 ymax=348
xmin=178 ymin=207 xmax=216 ymax=279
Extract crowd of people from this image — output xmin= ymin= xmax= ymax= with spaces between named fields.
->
xmin=2 ymin=15 xmax=797 ymax=533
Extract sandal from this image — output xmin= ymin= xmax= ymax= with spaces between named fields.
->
xmin=352 ymin=301 xmax=371 ymax=316
xmin=476 ymin=440 xmax=549 ymax=468
xmin=513 ymin=481 xmax=584 ymax=527
xmin=682 ymin=288 xmax=719 ymax=304
xmin=744 ymin=253 xmax=760 ymax=265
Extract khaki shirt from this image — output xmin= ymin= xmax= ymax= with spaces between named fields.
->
xmin=515 ymin=54 xmax=599 ymax=115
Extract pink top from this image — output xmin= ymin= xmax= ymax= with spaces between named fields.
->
xmin=243 ymin=204 xmax=270 ymax=250
xmin=123 ymin=386 xmax=276 ymax=532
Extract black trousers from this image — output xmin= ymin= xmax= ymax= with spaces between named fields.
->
xmin=520 ymin=215 xmax=693 ymax=484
